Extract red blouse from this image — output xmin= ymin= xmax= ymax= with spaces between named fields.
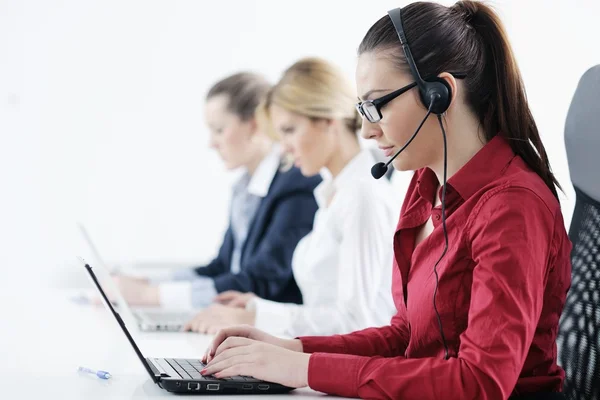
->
xmin=299 ymin=136 xmax=572 ymax=399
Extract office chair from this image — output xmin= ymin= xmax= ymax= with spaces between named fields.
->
xmin=556 ymin=65 xmax=600 ymax=400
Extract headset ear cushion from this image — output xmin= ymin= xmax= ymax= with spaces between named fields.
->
xmin=421 ymin=78 xmax=452 ymax=114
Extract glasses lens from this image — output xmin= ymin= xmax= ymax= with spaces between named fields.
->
xmin=363 ymin=102 xmax=380 ymax=123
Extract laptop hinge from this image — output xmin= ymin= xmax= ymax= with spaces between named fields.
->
xmin=147 ymin=358 xmax=169 ymax=378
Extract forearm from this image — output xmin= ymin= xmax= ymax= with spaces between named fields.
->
xmin=300 ymin=323 xmax=409 ymax=357
xmin=306 ymin=353 xmax=505 ymax=400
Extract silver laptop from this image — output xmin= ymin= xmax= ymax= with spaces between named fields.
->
xmin=78 ymin=223 xmax=195 ymax=332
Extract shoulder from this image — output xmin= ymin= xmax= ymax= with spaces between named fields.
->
xmin=268 ymin=165 xmax=322 ymax=198
xmin=333 ymin=177 xmax=400 ymax=223
xmin=340 ymin=175 xmax=393 ymax=201
xmin=466 ymin=160 xmax=563 ymax=241
xmin=476 ymin=157 xmax=561 ymax=219
xmin=464 ymin=170 xmax=570 ymax=278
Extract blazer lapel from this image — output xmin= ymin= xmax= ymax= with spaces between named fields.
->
xmin=239 ymin=170 xmax=281 ymax=267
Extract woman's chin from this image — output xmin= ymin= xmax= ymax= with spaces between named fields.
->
xmin=223 ymin=159 xmax=242 ymax=171
xmin=299 ymin=164 xmax=319 ymax=177
xmin=392 ymin=157 xmax=414 ymax=172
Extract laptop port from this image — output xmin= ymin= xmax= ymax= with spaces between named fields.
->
xmin=242 ymin=384 xmax=253 ymax=390
xmin=258 ymin=384 xmax=270 ymax=391
xmin=207 ymin=384 xmax=220 ymax=391
xmin=187 ymin=382 xmax=200 ymax=391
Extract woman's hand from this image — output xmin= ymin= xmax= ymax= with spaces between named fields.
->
xmin=183 ymin=304 xmax=256 ymax=334
xmin=201 ymin=337 xmax=310 ymax=388
xmin=213 ymin=291 xmax=257 ymax=308
xmin=202 ymin=325 xmax=303 ymax=363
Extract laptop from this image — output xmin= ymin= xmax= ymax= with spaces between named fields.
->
xmin=78 ymin=223 xmax=194 ymax=331
xmin=81 ymin=258 xmax=293 ymax=394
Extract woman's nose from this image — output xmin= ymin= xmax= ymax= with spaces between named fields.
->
xmin=360 ymin=120 xmax=383 ymax=141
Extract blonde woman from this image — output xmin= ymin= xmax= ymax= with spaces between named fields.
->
xmin=113 ymin=72 xmax=320 ymax=310
xmin=185 ymin=58 xmax=399 ymax=337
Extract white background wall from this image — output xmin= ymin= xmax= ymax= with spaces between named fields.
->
xmin=1 ymin=0 xmax=599 ymax=289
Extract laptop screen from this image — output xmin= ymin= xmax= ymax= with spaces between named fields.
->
xmin=80 ymin=258 xmax=158 ymax=383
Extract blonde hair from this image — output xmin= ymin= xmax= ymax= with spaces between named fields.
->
xmin=256 ymin=57 xmax=361 ymax=141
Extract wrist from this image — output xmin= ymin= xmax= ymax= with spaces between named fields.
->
xmin=285 ymin=338 xmax=304 ymax=352
xmin=297 ymin=352 xmax=311 ymax=388
xmin=243 ymin=310 xmax=256 ymax=326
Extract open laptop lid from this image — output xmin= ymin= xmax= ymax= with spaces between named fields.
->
xmin=78 ymin=223 xmax=125 ymax=275
xmin=77 ymin=224 xmax=138 ymax=322
xmin=80 ymin=257 xmax=160 ymax=384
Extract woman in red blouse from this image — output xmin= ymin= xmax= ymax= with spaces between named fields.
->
xmin=200 ymin=1 xmax=572 ymax=399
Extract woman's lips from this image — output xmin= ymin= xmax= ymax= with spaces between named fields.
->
xmin=380 ymin=146 xmax=395 ymax=157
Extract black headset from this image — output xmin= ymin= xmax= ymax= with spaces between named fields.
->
xmin=387 ymin=8 xmax=453 ymax=115
xmin=387 ymin=7 xmax=452 ymax=360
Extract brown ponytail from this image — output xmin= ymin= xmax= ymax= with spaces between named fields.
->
xmin=358 ymin=0 xmax=561 ymax=199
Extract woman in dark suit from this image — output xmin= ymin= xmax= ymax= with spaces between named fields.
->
xmin=114 ymin=72 xmax=320 ymax=310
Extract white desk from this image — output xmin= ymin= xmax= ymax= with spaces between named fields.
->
xmin=0 ymin=287 xmax=338 ymax=399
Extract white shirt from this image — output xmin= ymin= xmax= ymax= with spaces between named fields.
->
xmin=247 ymin=149 xmax=399 ymax=337
xmin=158 ymin=144 xmax=281 ymax=309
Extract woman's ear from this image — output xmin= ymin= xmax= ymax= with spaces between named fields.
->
xmin=438 ymin=72 xmax=459 ymax=110
xmin=247 ymin=117 xmax=258 ymax=134
xmin=246 ymin=117 xmax=264 ymax=143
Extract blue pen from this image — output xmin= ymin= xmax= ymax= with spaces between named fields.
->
xmin=78 ymin=366 xmax=112 ymax=379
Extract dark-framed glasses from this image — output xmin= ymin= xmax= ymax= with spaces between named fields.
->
xmin=356 ymin=73 xmax=467 ymax=123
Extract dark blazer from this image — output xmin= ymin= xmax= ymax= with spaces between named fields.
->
xmin=193 ymin=164 xmax=321 ymax=304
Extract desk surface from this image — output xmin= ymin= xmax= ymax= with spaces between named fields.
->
xmin=0 ymin=286 xmax=339 ymax=399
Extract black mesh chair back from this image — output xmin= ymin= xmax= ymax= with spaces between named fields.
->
xmin=557 ymin=65 xmax=600 ymax=400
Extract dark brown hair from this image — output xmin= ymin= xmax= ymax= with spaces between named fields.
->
xmin=206 ymin=72 xmax=271 ymax=121
xmin=358 ymin=0 xmax=561 ymax=198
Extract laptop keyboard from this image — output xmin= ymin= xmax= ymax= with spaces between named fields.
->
xmin=166 ymin=359 xmax=259 ymax=382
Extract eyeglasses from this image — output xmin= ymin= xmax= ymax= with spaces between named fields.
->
xmin=356 ymin=82 xmax=417 ymax=123
xmin=355 ymin=73 xmax=467 ymax=123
